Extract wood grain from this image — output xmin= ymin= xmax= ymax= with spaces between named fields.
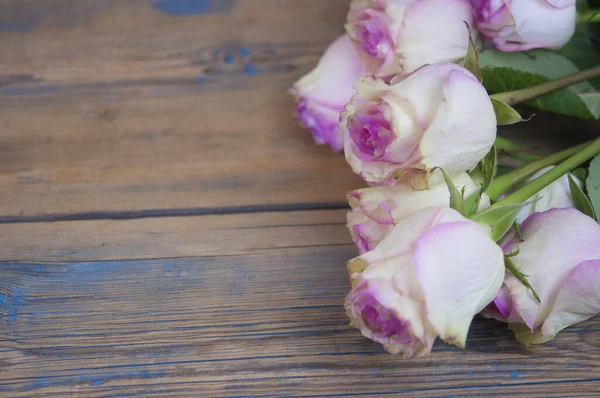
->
xmin=0 ymin=0 xmax=595 ymax=219
xmin=1 ymin=244 xmax=599 ymax=397
xmin=0 ymin=209 xmax=350 ymax=261
xmin=0 ymin=0 xmax=363 ymax=217
xmin=1 ymin=0 xmax=600 ymax=396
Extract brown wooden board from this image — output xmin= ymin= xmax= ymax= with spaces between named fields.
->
xmin=1 ymin=241 xmax=599 ymax=397
xmin=1 ymin=0 xmax=599 ymax=396
xmin=0 ymin=0 xmax=362 ymax=217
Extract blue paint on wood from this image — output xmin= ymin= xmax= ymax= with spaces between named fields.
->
xmin=0 ymin=84 xmax=60 ymax=96
xmin=0 ymin=288 xmax=24 ymax=324
xmin=195 ymin=76 xmax=209 ymax=83
xmin=89 ymin=378 xmax=105 ymax=386
xmin=238 ymin=47 xmax=251 ymax=56
xmin=20 ymin=370 xmax=168 ymax=391
xmin=224 ymin=54 xmax=234 ymax=64
xmin=244 ymin=63 xmax=259 ymax=76
xmin=510 ymin=370 xmax=525 ymax=380
xmin=0 ymin=21 xmax=38 ymax=31
xmin=0 ymin=9 xmax=44 ymax=31
xmin=153 ymin=0 xmax=237 ymax=16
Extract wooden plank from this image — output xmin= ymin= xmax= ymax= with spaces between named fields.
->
xmin=0 ymin=0 xmax=364 ymax=217
xmin=0 ymin=0 xmax=348 ymax=85
xmin=1 ymin=0 xmax=596 ymax=219
xmin=0 ymin=209 xmax=350 ymax=261
xmin=1 ymin=246 xmax=599 ymax=397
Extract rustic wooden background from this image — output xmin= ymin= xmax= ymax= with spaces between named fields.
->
xmin=0 ymin=0 xmax=599 ymax=396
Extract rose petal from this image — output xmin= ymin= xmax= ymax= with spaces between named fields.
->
xmin=292 ymin=34 xmax=366 ymax=108
xmin=503 ymin=208 xmax=600 ymax=331
xmin=398 ymin=0 xmax=476 ymax=72
xmin=419 ymin=69 xmax=496 ymax=176
xmin=413 ymin=219 xmax=504 ymax=347
xmin=540 ymin=260 xmax=600 ymax=340
xmin=361 ymin=206 xmax=464 ymax=263
xmin=544 ymin=0 xmax=576 ymax=9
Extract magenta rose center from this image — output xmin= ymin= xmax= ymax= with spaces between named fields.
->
xmin=361 ymin=300 xmax=410 ymax=342
xmin=355 ymin=11 xmax=392 ymax=60
xmin=349 ymin=105 xmax=394 ymax=159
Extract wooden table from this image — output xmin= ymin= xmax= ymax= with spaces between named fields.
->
xmin=1 ymin=1 xmax=599 ymax=396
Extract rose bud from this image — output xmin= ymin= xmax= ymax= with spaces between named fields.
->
xmin=347 ymin=172 xmax=490 ymax=253
xmin=515 ymin=166 xmax=583 ymax=223
xmin=346 ymin=0 xmax=478 ymax=77
xmin=291 ymin=34 xmax=367 ymax=151
xmin=346 ymin=206 xmax=504 ymax=357
xmin=472 ymin=0 xmax=576 ymax=52
xmin=483 ymin=208 xmax=600 ymax=345
xmin=341 ymin=63 xmax=496 ymax=187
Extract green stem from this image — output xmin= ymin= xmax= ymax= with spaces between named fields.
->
xmin=577 ymin=10 xmax=600 ymax=24
xmin=505 ymin=256 xmax=540 ymax=304
xmin=490 ymin=66 xmax=600 ymax=106
xmin=491 ymin=138 xmax=600 ymax=208
xmin=486 ymin=141 xmax=591 ymax=201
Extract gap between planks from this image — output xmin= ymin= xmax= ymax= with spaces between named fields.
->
xmin=0 ymin=202 xmax=349 ymax=224
xmin=0 ymin=208 xmax=353 ymax=262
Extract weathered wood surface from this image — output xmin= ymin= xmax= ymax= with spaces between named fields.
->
xmin=1 ymin=0 xmax=599 ymax=396
xmin=1 ymin=238 xmax=600 ymax=397
xmin=0 ymin=210 xmax=350 ymax=261
xmin=0 ymin=0 xmax=361 ymax=217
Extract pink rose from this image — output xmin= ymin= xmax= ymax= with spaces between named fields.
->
xmin=346 ymin=207 xmax=504 ymax=356
xmin=484 ymin=208 xmax=600 ymax=345
xmin=346 ymin=0 xmax=477 ymax=76
xmin=347 ymin=172 xmax=490 ymax=253
xmin=341 ymin=63 xmax=496 ymax=186
xmin=472 ymin=0 xmax=576 ymax=52
xmin=291 ymin=35 xmax=367 ymax=151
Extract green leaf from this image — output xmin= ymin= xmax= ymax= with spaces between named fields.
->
xmin=463 ymin=27 xmax=483 ymax=82
xmin=569 ymin=174 xmax=596 ymax=219
xmin=562 ymin=31 xmax=600 ymax=90
xmin=464 ymin=187 xmax=483 ymax=217
xmin=586 ymin=154 xmax=600 ymax=222
xmin=479 ymin=49 xmax=599 ymax=120
xmin=441 ymin=168 xmax=466 ymax=216
xmin=479 ymin=146 xmax=497 ymax=192
xmin=491 ymin=98 xmax=523 ymax=125
xmin=571 ymin=167 xmax=589 ymax=181
xmin=580 ymin=92 xmax=600 ymax=116
xmin=472 ymin=202 xmax=529 ymax=242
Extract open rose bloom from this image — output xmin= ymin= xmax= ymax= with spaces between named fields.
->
xmin=346 ymin=207 xmax=505 ymax=357
xmin=472 ymin=0 xmax=576 ymax=52
xmin=347 ymin=172 xmax=490 ymax=253
xmin=346 ymin=0 xmax=477 ymax=76
xmin=341 ymin=63 xmax=496 ymax=187
xmin=291 ymin=35 xmax=367 ymax=151
xmin=484 ymin=209 xmax=600 ymax=345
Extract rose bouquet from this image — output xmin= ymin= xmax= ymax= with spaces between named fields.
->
xmin=291 ymin=0 xmax=600 ymax=357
